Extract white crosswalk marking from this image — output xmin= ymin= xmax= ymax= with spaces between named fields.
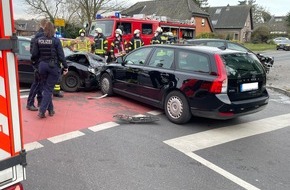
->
xmin=48 ymin=131 xmax=85 ymax=144
xmin=24 ymin=141 xmax=44 ymax=152
xmin=88 ymin=121 xmax=119 ymax=132
xmin=164 ymin=113 xmax=290 ymax=190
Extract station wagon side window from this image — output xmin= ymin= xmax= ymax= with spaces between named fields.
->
xmin=148 ymin=48 xmax=174 ymax=69
xmin=228 ymin=42 xmax=249 ymax=52
xmin=206 ymin=41 xmax=225 ymax=48
xmin=125 ymin=47 xmax=152 ymax=65
xmin=177 ymin=50 xmax=210 ymax=73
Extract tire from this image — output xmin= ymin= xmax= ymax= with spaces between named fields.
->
xmin=60 ymin=70 xmax=81 ymax=92
xmin=164 ymin=91 xmax=192 ymax=124
xmin=100 ymin=73 xmax=113 ymax=96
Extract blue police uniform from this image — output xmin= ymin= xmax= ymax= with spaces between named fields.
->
xmin=31 ymin=36 xmax=68 ymax=117
xmin=26 ymin=28 xmax=45 ymax=111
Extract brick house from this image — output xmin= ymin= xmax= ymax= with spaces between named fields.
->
xmin=208 ymin=5 xmax=253 ymax=42
xmin=15 ymin=19 xmax=39 ymax=37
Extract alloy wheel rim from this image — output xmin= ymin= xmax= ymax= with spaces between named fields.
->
xmin=102 ymin=78 xmax=109 ymax=93
xmin=167 ymin=96 xmax=183 ymax=119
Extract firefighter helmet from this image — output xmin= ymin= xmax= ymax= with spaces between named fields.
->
xmin=79 ymin=29 xmax=86 ymax=35
xmin=115 ymin=28 xmax=123 ymax=35
xmin=134 ymin=29 xmax=140 ymax=34
xmin=95 ymin=28 xmax=102 ymax=33
xmin=156 ymin=27 xmax=163 ymax=33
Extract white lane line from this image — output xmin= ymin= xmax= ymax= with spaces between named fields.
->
xmin=88 ymin=121 xmax=119 ymax=132
xmin=165 ymin=113 xmax=290 ymax=152
xmin=20 ymin=89 xmax=30 ymax=93
xmin=48 ymin=131 xmax=85 ymax=144
xmin=147 ymin=110 xmax=163 ymax=115
xmin=184 ymin=152 xmax=260 ymax=190
xmin=164 ymin=113 xmax=290 ymax=190
xmin=24 ymin=141 xmax=44 ymax=152
xmin=20 ymin=95 xmax=28 ymax=99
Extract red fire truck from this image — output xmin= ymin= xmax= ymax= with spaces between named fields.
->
xmin=88 ymin=14 xmax=196 ymax=49
xmin=0 ymin=0 xmax=26 ymax=189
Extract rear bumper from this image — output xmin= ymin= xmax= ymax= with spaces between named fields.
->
xmin=190 ymin=94 xmax=269 ymax=120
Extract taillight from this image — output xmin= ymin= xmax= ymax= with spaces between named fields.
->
xmin=4 ymin=183 xmax=24 ymax=190
xmin=210 ymin=54 xmax=228 ymax=94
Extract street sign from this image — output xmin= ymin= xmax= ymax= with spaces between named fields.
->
xmin=54 ymin=18 xmax=65 ymax=27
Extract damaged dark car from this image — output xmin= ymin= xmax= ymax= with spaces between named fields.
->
xmin=17 ymin=36 xmax=106 ymax=92
xmin=61 ymin=52 xmax=106 ymax=92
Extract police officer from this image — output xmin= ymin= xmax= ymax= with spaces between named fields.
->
xmin=93 ymin=28 xmax=108 ymax=57
xmin=31 ymin=21 xmax=68 ymax=118
xmin=74 ymin=29 xmax=91 ymax=52
xmin=26 ymin=18 xmax=47 ymax=111
xmin=128 ymin=29 xmax=144 ymax=52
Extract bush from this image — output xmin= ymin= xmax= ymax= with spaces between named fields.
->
xmin=251 ymin=25 xmax=271 ymax=43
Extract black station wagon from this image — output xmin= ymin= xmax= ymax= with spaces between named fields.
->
xmin=99 ymin=45 xmax=269 ymax=124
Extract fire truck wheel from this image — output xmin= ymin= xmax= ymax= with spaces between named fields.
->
xmin=100 ymin=73 xmax=113 ymax=96
xmin=61 ymin=70 xmax=81 ymax=92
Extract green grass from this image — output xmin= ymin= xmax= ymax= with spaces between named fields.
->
xmin=243 ymin=43 xmax=276 ymax=52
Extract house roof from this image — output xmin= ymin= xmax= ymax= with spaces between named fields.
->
xmin=15 ymin=19 xmax=39 ymax=32
xmin=267 ymin=16 xmax=288 ymax=33
xmin=122 ymin=0 xmax=209 ymax=20
xmin=208 ymin=5 xmax=252 ymax=29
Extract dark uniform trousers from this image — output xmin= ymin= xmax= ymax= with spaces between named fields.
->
xmin=27 ymin=67 xmax=42 ymax=107
xmin=38 ymin=60 xmax=61 ymax=113
xmin=27 ymin=28 xmax=44 ymax=108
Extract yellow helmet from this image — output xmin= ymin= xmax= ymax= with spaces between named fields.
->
xmin=79 ymin=29 xmax=86 ymax=35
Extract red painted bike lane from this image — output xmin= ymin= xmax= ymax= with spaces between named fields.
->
xmin=20 ymin=92 xmax=153 ymax=144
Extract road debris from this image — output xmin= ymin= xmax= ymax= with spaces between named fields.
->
xmin=87 ymin=94 xmax=108 ymax=99
xmin=113 ymin=114 xmax=159 ymax=123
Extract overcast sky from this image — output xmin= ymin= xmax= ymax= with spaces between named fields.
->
xmin=12 ymin=0 xmax=290 ymax=20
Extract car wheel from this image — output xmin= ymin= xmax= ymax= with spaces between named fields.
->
xmin=100 ymin=73 xmax=113 ymax=96
xmin=60 ymin=70 xmax=81 ymax=92
xmin=164 ymin=91 xmax=191 ymax=124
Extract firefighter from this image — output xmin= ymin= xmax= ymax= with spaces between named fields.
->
xmin=61 ymin=39 xmax=74 ymax=51
xmin=128 ymin=29 xmax=144 ymax=52
xmin=26 ymin=18 xmax=47 ymax=111
xmin=74 ymin=29 xmax=91 ymax=52
xmin=93 ymin=28 xmax=108 ymax=57
xmin=109 ymin=29 xmax=126 ymax=62
xmin=166 ymin=32 xmax=177 ymax=44
xmin=150 ymin=27 xmax=167 ymax=44
xmin=31 ymin=21 xmax=68 ymax=118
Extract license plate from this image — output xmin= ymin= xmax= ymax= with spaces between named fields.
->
xmin=240 ymin=82 xmax=258 ymax=92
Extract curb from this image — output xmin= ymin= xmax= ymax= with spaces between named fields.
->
xmin=267 ymin=86 xmax=290 ymax=97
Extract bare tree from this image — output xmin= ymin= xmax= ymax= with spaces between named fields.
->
xmin=23 ymin=0 xmax=128 ymax=27
xmin=24 ymin=0 xmax=64 ymax=22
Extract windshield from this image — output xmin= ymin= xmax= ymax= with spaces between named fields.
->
xmin=221 ymin=53 xmax=265 ymax=78
xmin=89 ymin=20 xmax=114 ymax=37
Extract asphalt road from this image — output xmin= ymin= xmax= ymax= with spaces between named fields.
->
xmin=21 ymin=50 xmax=290 ymax=190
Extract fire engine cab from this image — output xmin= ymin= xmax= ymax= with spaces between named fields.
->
xmin=0 ymin=0 xmax=27 ymax=189
xmin=88 ymin=13 xmax=196 ymax=49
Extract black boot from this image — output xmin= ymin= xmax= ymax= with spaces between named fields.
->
xmin=53 ymin=92 xmax=64 ymax=98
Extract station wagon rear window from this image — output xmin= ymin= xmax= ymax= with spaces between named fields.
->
xmin=221 ymin=53 xmax=265 ymax=78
